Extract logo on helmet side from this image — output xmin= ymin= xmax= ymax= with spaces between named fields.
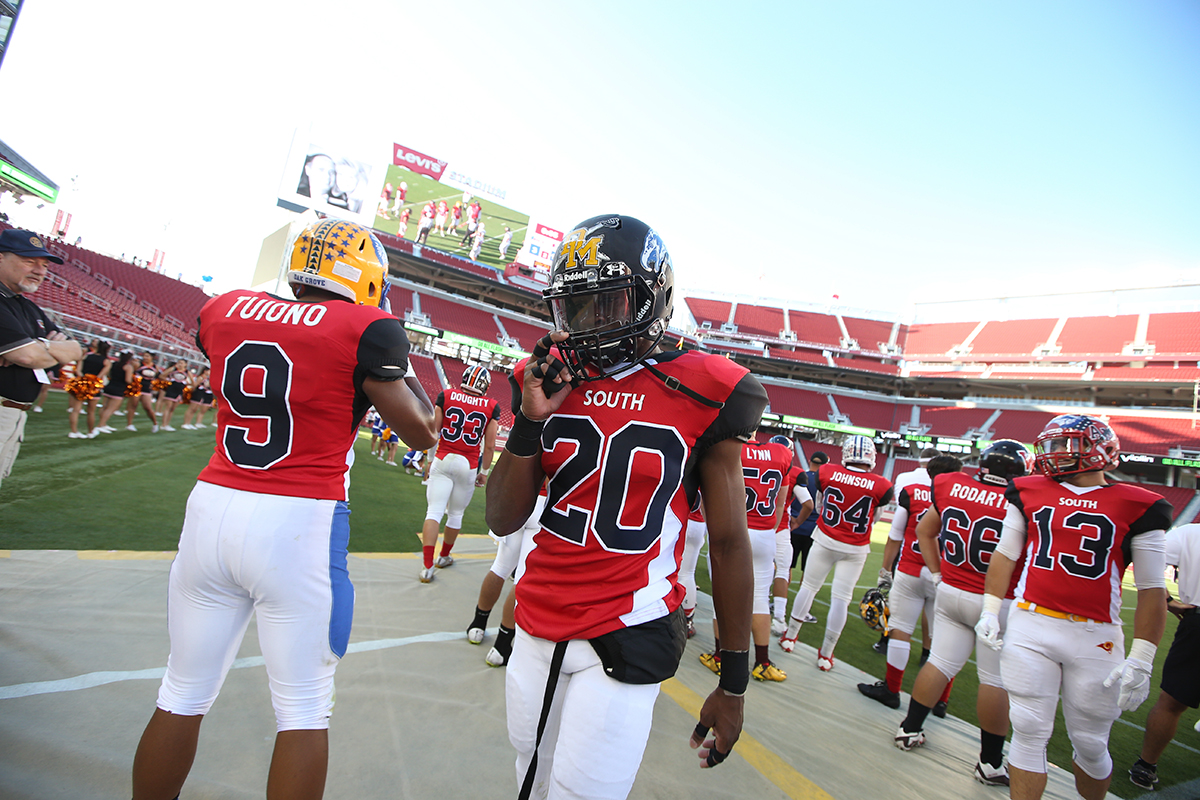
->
xmin=640 ymin=230 xmax=667 ymax=274
xmin=559 ymin=227 xmax=604 ymax=268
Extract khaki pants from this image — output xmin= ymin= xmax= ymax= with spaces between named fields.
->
xmin=0 ymin=405 xmax=28 ymax=487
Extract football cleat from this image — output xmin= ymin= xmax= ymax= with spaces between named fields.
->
xmin=685 ymin=612 xmax=696 ymax=639
xmin=873 ymin=636 xmax=889 ymax=654
xmin=858 ymin=680 xmax=900 ymax=709
xmin=752 ymin=661 xmax=787 ymax=682
xmin=894 ymin=726 xmax=926 ymax=751
xmin=287 ymin=219 xmax=391 ymax=308
xmin=932 ymin=700 xmax=948 ymax=718
xmin=816 ymin=651 xmax=835 ymax=672
xmin=467 ymin=627 xmax=485 ymax=645
xmin=770 ymin=617 xmax=787 ymax=637
xmin=698 ymin=652 xmax=721 ymax=675
xmin=435 ymin=555 xmax=454 ymax=568
xmin=975 ymin=760 xmax=1010 ymax=787
xmin=800 ymin=612 xmax=818 ymax=624
xmin=778 ymin=635 xmax=797 ymax=654
xmin=419 ymin=567 xmax=436 ymax=583
xmin=485 ymin=647 xmax=508 ymax=667
xmin=1128 ymin=761 xmax=1158 ymax=791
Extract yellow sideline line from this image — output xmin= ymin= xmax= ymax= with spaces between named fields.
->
xmin=0 ymin=551 xmax=9 ymax=558
xmin=659 ymin=678 xmax=835 ymax=800
xmin=78 ymin=551 xmax=176 ymax=560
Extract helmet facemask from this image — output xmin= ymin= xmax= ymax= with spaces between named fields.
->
xmin=1033 ymin=416 xmax=1119 ymax=478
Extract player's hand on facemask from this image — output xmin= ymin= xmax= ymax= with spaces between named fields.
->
xmin=523 ymin=332 xmax=576 ymax=420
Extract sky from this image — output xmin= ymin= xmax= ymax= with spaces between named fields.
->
xmin=1 ymin=0 xmax=1198 ymax=322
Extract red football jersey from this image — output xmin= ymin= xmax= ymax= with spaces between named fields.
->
xmin=1007 ymin=476 xmax=1173 ymax=622
xmin=513 ymin=350 xmax=767 ymax=642
xmin=777 ymin=465 xmax=804 ymax=532
xmin=815 ymin=463 xmax=894 ymax=547
xmin=196 ymin=290 xmax=410 ymax=501
xmin=434 ymin=388 xmax=500 ymax=469
xmin=895 ymin=482 xmax=933 ymax=577
xmin=740 ymin=440 xmax=794 ymax=531
xmin=929 ymin=473 xmax=1013 ymax=594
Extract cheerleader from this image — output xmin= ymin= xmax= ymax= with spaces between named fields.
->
xmin=157 ymin=359 xmax=189 ymax=431
xmin=95 ymin=352 xmax=136 ymax=433
xmin=66 ymin=341 xmax=112 ymax=438
xmin=128 ymin=353 xmax=160 ymax=432
xmin=180 ymin=367 xmax=211 ymax=429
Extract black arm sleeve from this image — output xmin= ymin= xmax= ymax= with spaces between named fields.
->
xmin=898 ymin=488 xmax=912 ymax=513
xmin=879 ymin=486 xmax=895 ymax=506
xmin=1130 ymin=498 xmax=1174 ymax=536
xmin=1004 ymin=481 xmax=1026 ymax=516
xmin=692 ymin=373 xmax=768 ymax=463
xmin=357 ymin=317 xmax=411 ymax=381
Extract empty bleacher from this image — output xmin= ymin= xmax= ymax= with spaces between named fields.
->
xmin=833 ymin=395 xmax=906 ymax=432
xmin=416 ymin=293 xmax=504 ymax=343
xmin=788 ymin=310 xmax=843 ymax=348
xmin=686 ymin=298 xmax=733 ymax=329
xmin=901 ymin=321 xmax=977 ymax=359
xmin=988 ymin=409 xmax=1052 ymax=443
xmin=1054 ymin=315 xmax=1138 ymax=358
xmin=408 ymin=354 xmax=445 ymax=406
xmin=842 ymin=316 xmax=895 ymax=353
xmin=732 ymin=303 xmax=786 ymax=338
xmin=967 ymin=318 xmax=1057 ymax=358
xmin=919 ymin=406 xmax=996 ymax=438
xmin=498 ymin=316 xmax=550 ymax=350
xmin=1145 ymin=311 xmax=1200 ymax=357
xmin=831 ymin=357 xmax=900 ymax=376
xmin=763 ymin=384 xmax=834 ymax=420
xmin=1092 ymin=365 xmax=1200 ymax=382
xmin=797 ymin=440 xmax=841 ymax=468
xmin=1108 ymin=415 xmax=1200 ymax=457
xmin=768 ymin=348 xmax=829 ymax=366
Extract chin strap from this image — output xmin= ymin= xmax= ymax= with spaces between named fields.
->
xmin=642 ymin=362 xmax=725 ymax=409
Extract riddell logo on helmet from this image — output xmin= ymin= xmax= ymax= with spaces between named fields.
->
xmin=392 ymin=144 xmax=448 ymax=180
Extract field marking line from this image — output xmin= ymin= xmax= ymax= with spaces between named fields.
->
xmin=0 ymin=631 xmax=467 ymax=701
xmin=0 ymin=551 xmax=9 ymax=558
xmin=659 ymin=678 xmax=835 ymax=800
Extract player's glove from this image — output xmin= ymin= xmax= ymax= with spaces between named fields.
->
xmin=877 ymin=567 xmax=893 ymax=591
xmin=1103 ymin=639 xmax=1156 ymax=711
xmin=974 ymin=594 xmax=1003 ymax=651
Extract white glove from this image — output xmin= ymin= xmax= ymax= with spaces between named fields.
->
xmin=921 ymin=566 xmax=942 ymax=586
xmin=974 ymin=594 xmax=1003 ymax=651
xmin=1103 ymin=639 xmax=1157 ymax=712
xmin=877 ymin=568 xmax=893 ymax=590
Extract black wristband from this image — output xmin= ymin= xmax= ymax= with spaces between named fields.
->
xmin=717 ymin=649 xmax=749 ymax=696
xmin=505 ymin=410 xmax=545 ymax=457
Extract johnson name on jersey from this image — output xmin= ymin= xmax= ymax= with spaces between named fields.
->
xmin=815 ymin=462 xmax=894 ymax=548
xmin=1006 ymin=475 xmax=1173 ymax=622
xmin=512 ymin=349 xmax=767 ymax=642
xmin=435 ymin=389 xmax=500 ymax=469
xmin=196 ymin=290 xmax=411 ymax=501
xmin=742 ymin=439 xmax=796 ymax=531
xmin=930 ymin=472 xmax=1012 ymax=594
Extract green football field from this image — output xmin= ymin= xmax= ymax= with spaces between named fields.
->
xmin=371 ymin=165 xmax=528 ymax=270
xmin=2 ymin=390 xmax=1197 ymax=797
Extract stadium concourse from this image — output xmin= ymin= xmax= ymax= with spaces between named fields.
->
xmin=0 ymin=542 xmax=1102 ymax=800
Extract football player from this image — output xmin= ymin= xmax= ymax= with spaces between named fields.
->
xmin=975 ymin=415 xmax=1171 ymax=800
xmin=485 ymin=214 xmax=763 ymax=799
xmin=770 ymin=434 xmax=813 ymax=637
xmin=889 ymin=442 xmax=1030 ymax=787
xmin=678 ymin=498 xmax=708 ymax=638
xmin=131 ymin=219 xmax=436 ymax=800
xmin=785 ymin=450 xmax=828 ymax=627
xmin=779 ymin=435 xmax=893 ymax=671
xmin=860 ymin=454 xmax=962 ymax=711
xmin=420 ymin=364 xmax=501 ymax=582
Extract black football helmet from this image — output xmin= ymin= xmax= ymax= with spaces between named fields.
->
xmin=859 ymin=587 xmax=889 ymax=632
xmin=543 ymin=214 xmax=674 ymax=380
xmin=769 ymin=434 xmax=791 ymax=446
xmin=977 ymin=439 xmax=1032 ymax=486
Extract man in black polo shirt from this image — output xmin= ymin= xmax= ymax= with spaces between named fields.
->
xmin=0 ymin=228 xmax=82 ymax=488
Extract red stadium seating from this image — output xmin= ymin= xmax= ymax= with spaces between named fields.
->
xmin=686 ymin=298 xmax=732 ymax=329
xmin=788 ymin=310 xmax=843 ymax=348
xmin=901 ymin=321 xmax=977 ymax=359
xmin=797 ymin=440 xmax=842 ymax=467
xmin=1108 ymin=415 xmax=1200 ymax=457
xmin=768 ymin=348 xmax=829 ymax=366
xmin=1055 ymin=315 xmax=1138 ymax=358
xmin=920 ymin=406 xmax=996 ymax=438
xmin=416 ymin=293 xmax=504 ymax=343
xmin=1092 ymin=365 xmax=1200 ymax=382
xmin=732 ymin=303 xmax=786 ymax=338
xmin=408 ymin=354 xmax=445 ymax=407
xmin=831 ymin=357 xmax=900 ymax=376
xmin=763 ymin=384 xmax=834 ymax=419
xmin=499 ymin=316 xmax=550 ymax=350
xmin=967 ymin=318 xmax=1057 ymax=358
xmin=1140 ymin=485 xmax=1199 ymax=524
xmin=842 ymin=316 xmax=895 ymax=353
xmin=1146 ymin=311 xmax=1200 ymax=357
xmin=833 ymin=396 xmax=907 ymax=432
xmin=988 ymin=410 xmax=1052 ymax=443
